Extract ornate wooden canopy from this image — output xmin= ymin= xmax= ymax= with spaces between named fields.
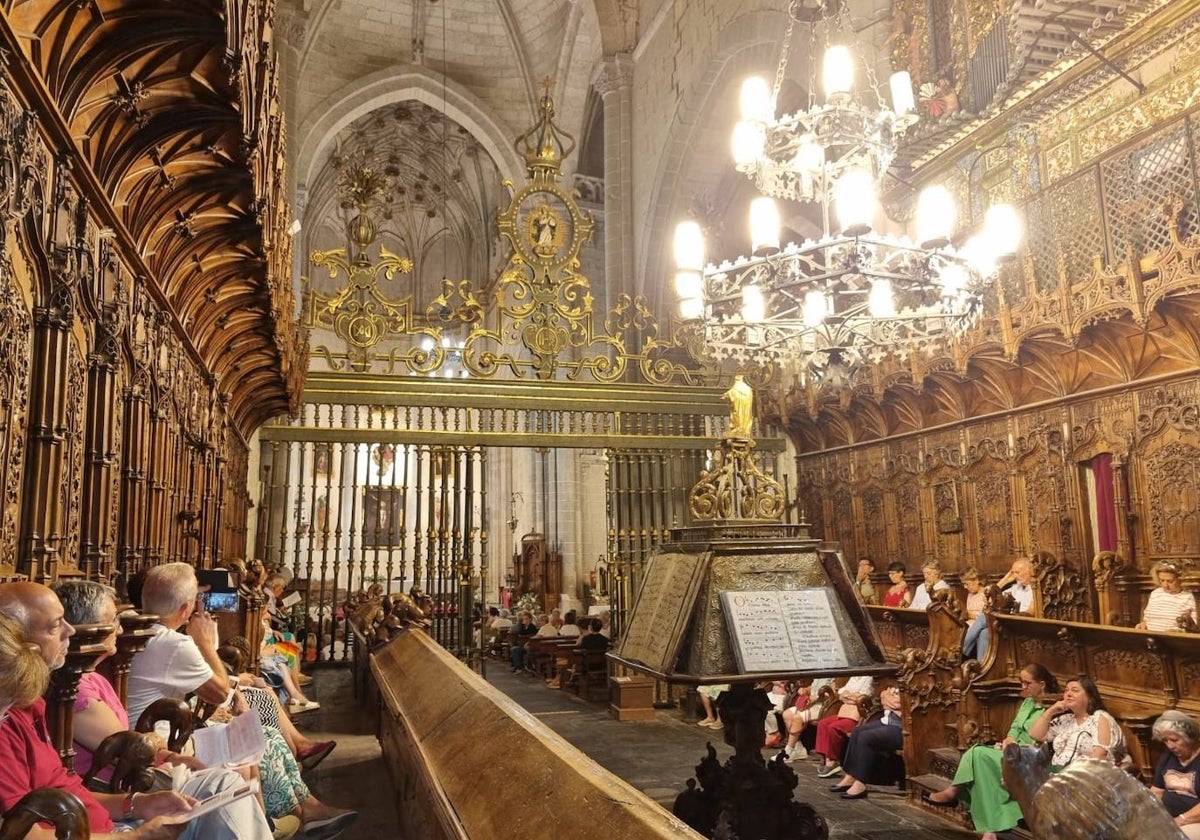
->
xmin=2 ymin=0 xmax=303 ymax=435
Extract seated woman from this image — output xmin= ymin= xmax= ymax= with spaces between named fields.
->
xmin=962 ymin=569 xmax=985 ymax=622
xmin=55 ymin=580 xmax=356 ymax=840
xmin=922 ymin=663 xmax=1058 ymax=838
xmin=1150 ymin=710 xmax=1200 ymax=839
xmin=814 ymin=675 xmax=874 ymax=778
xmin=1027 ymin=677 xmax=1125 ymax=767
xmin=909 ymin=561 xmax=950 ymax=611
xmin=882 ymin=563 xmax=911 ymax=608
xmin=781 ymin=678 xmax=832 ymax=761
xmin=1138 ymin=561 xmax=1198 ymax=632
xmin=828 ymin=685 xmax=904 ymax=799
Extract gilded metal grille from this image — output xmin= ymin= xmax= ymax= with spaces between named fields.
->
xmin=1102 ymin=119 xmax=1199 ymax=259
xmin=259 ymin=438 xmax=486 ymax=660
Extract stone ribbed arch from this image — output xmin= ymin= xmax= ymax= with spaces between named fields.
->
xmin=296 ymin=66 xmax=524 ymax=196
xmin=635 ymin=8 xmax=786 ymax=314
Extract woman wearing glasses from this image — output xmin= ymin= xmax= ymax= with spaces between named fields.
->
xmin=1137 ymin=561 xmax=1197 ymax=633
xmin=922 ymin=664 xmax=1057 ymax=840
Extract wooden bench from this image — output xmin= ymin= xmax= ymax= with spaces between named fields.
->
xmin=571 ymin=648 xmax=610 ymax=701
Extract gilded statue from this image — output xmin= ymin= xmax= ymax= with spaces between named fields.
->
xmin=723 ymin=375 xmax=754 ymax=439
xmin=530 ymin=203 xmax=558 ymax=256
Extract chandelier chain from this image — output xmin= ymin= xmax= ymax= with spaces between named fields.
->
xmin=772 ymin=9 xmax=798 ymax=107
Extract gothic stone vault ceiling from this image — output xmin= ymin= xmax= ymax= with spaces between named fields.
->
xmin=304 ymin=101 xmax=507 ymax=309
xmin=285 ymin=0 xmax=603 ymax=192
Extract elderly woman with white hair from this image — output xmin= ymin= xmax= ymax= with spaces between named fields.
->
xmin=1150 ymin=709 xmax=1200 ymax=838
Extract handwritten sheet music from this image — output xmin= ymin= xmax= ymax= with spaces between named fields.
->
xmin=617 ymin=551 xmax=711 ymax=674
xmin=720 ymin=588 xmax=850 ymax=672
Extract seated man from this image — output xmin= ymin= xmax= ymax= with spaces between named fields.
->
xmin=0 ymin=582 xmax=272 ymax=840
xmin=963 ymin=558 xmax=1035 ymax=660
xmin=127 ymin=563 xmax=239 ymax=725
xmin=508 ymin=611 xmax=538 ymax=672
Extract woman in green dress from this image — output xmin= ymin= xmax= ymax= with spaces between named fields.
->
xmin=922 ymin=663 xmax=1058 ymax=839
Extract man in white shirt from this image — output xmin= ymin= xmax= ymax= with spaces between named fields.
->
xmin=963 ymin=558 xmax=1035 ymax=660
xmin=127 ymin=563 xmax=237 ymax=725
xmin=909 ymin=561 xmax=950 ymax=611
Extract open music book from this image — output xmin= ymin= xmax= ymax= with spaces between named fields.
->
xmin=719 ymin=588 xmax=852 ymax=672
xmin=190 ymin=709 xmax=267 ymax=768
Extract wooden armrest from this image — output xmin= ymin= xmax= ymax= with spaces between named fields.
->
xmin=134 ymin=697 xmax=195 ymax=752
xmin=0 ymin=789 xmax=90 ymax=840
xmin=83 ymin=731 xmax=156 ymax=794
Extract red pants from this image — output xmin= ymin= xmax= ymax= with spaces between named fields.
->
xmin=815 ymin=715 xmax=857 ymax=763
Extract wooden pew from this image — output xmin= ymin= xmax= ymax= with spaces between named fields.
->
xmin=369 ymin=629 xmax=699 ymax=840
xmin=525 ymin=637 xmax=576 ymax=678
xmin=865 ymin=604 xmax=931 ymax=661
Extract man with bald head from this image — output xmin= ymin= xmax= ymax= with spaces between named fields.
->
xmin=962 ymin=558 xmax=1036 ymax=660
xmin=0 ymin=582 xmax=273 ymax=840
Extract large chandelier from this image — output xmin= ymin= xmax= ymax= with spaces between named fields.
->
xmin=673 ymin=1 xmax=1021 ymax=380
xmin=731 ymin=0 xmax=916 ymax=205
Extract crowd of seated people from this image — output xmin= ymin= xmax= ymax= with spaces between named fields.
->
xmin=483 ymin=605 xmax=610 ymax=694
xmin=0 ymin=582 xmax=272 ymax=840
xmin=0 ymin=566 xmax=357 ymax=840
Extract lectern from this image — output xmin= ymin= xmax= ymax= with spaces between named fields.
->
xmin=609 ymin=396 xmax=894 ymax=840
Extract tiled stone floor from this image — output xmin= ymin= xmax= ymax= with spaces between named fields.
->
xmin=481 ymin=663 xmax=979 ymax=840
xmin=286 ymin=667 xmax=400 ymax=837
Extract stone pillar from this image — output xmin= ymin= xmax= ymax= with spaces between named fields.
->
xmin=593 ymin=54 xmax=635 ymax=300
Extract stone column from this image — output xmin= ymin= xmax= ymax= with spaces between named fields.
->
xmin=593 ymin=54 xmax=635 ymax=300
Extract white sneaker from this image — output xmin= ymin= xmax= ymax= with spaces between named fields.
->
xmin=786 ymin=745 xmax=807 ymax=762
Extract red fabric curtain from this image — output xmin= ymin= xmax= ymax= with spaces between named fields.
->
xmin=1092 ymin=453 xmax=1118 ymax=552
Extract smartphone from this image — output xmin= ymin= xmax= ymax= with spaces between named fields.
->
xmin=204 ymin=591 xmax=240 ymax=613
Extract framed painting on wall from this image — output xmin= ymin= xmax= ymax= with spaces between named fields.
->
xmin=362 ymin=487 xmax=405 ymax=548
